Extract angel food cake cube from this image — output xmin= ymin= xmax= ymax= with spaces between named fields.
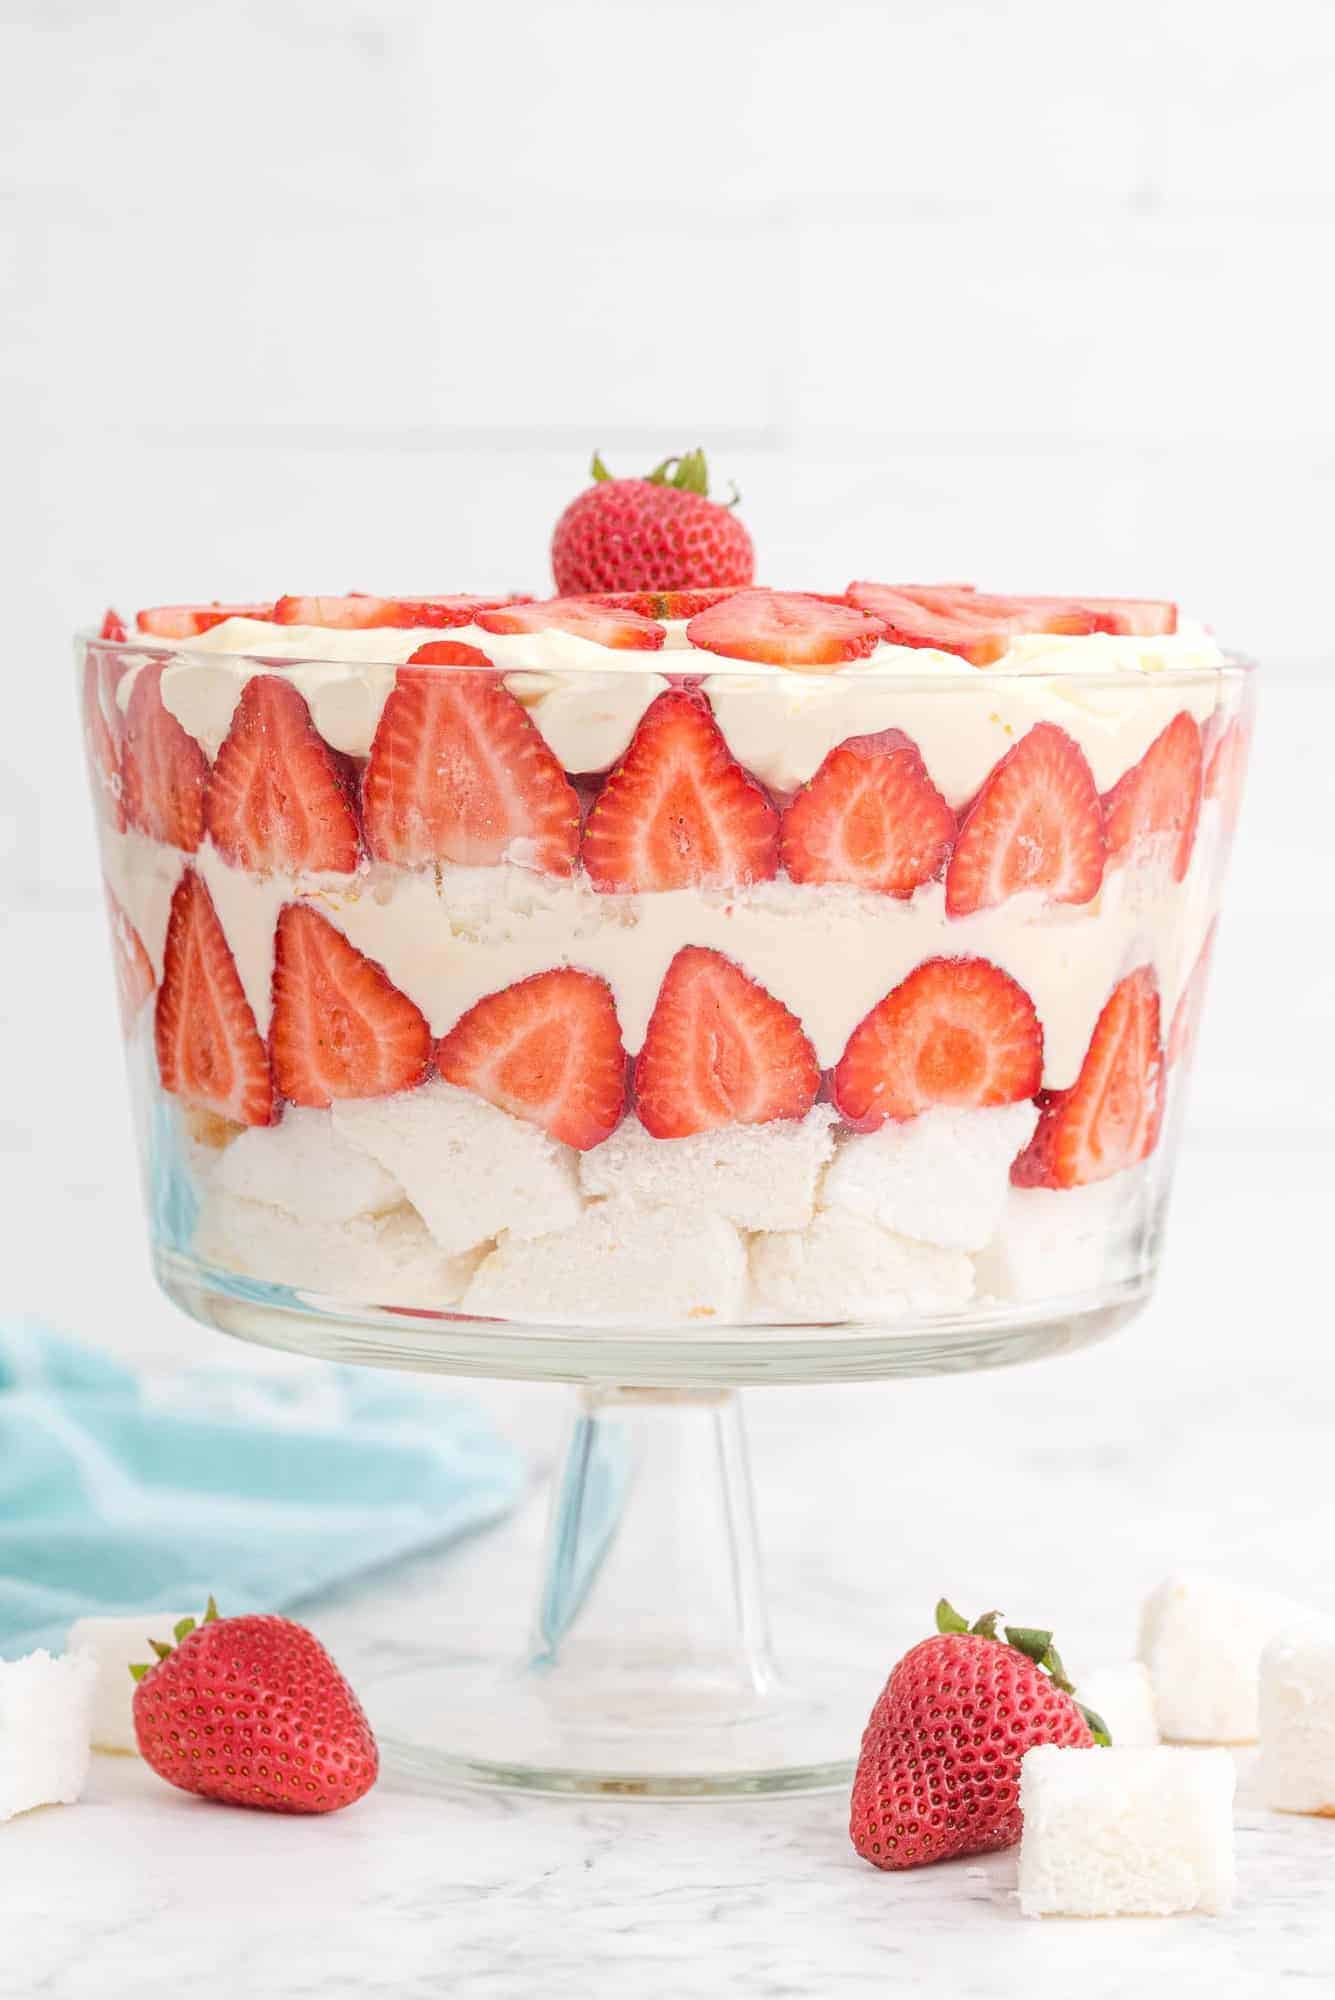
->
xmin=579 ymin=1107 xmax=837 ymax=1233
xmin=465 ymin=1196 xmax=747 ymax=1326
xmin=1257 ymin=1624 xmax=1335 ymax=1814
xmin=1138 ymin=1573 xmax=1315 ymax=1744
xmin=820 ymin=1102 xmax=1038 ymax=1253
xmin=0 ymin=1650 xmax=98 ymax=1821
xmin=1017 ymin=1744 xmax=1235 ymax=1918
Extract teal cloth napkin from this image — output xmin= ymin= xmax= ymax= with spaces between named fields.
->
xmin=0 ymin=1321 xmax=525 ymax=1659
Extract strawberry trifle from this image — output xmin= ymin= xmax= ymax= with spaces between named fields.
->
xmin=80 ymin=578 xmax=1250 ymax=1340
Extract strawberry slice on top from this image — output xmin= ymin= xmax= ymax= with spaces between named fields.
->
xmin=833 ymin=956 xmax=1043 ymax=1127
xmin=581 ymin=688 xmax=780 ymax=893
xmin=945 ymin=722 xmax=1105 ymax=917
xmin=685 ymin=589 xmax=885 ymax=668
xmin=780 ymin=729 xmax=955 ymax=898
xmin=362 ymin=643 xmax=580 ymax=876
xmin=204 ymin=675 xmax=361 ymax=876
xmin=122 ymin=662 xmax=210 ymax=852
xmin=583 ymin=587 xmax=744 ymax=621
xmin=155 ymin=870 xmax=275 ymax=1128
xmin=271 ymin=594 xmax=523 ymax=631
xmin=1012 ymin=965 xmax=1163 ymax=1188
xmin=435 ymin=968 xmax=626 ymax=1151
xmin=1102 ymin=710 xmax=1203 ymax=883
xmin=1022 ymin=594 xmax=1177 ymax=637
xmin=269 ymin=904 xmax=432 ymax=1108
xmin=846 ymin=583 xmax=1098 ymax=666
xmin=98 ymin=608 xmax=128 ymax=642
xmin=137 ymin=604 xmax=276 ymax=638
xmin=474 ymin=597 xmax=666 ymax=651
xmin=634 ymin=946 xmax=820 ymax=1139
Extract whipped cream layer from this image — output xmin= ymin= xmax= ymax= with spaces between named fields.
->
xmin=110 ymin=614 xmax=1233 ymax=800
xmin=103 ymin=800 xmax=1225 ymax=1091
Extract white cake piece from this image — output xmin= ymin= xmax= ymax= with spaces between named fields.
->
xmin=1138 ymin=1572 xmax=1315 ymax=1744
xmin=974 ymin=1170 xmax=1148 ymax=1305
xmin=0 ymin=1650 xmax=98 ymax=1821
xmin=67 ymin=1613 xmax=194 ymax=1754
xmin=821 ymin=1102 xmax=1038 ymax=1252
xmin=1257 ymin=1623 xmax=1335 ymax=1814
xmin=748 ymin=1206 xmax=974 ymax=1323
xmin=1017 ymin=1744 xmax=1235 ymax=1917
xmin=217 ymin=1108 xmax=402 ymax=1224
xmin=579 ymin=1107 xmax=837 ymax=1233
xmin=195 ymin=1191 xmax=482 ymax=1308
xmin=1078 ymin=1662 xmax=1159 ymax=1749
xmin=465 ymin=1195 xmax=746 ymax=1326
xmin=332 ymin=1081 xmax=581 ymax=1257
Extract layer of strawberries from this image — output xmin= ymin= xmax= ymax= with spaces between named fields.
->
xmin=85 ymin=584 xmax=1246 ymax=1213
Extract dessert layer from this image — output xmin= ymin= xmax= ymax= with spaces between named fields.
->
xmin=102 ymin=800 xmax=1225 ymax=1092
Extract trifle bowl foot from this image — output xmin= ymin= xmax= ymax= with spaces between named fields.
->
xmin=368 ymin=1386 xmax=869 ymax=1796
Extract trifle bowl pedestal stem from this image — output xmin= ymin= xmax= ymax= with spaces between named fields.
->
xmin=369 ymin=1384 xmax=870 ymax=1797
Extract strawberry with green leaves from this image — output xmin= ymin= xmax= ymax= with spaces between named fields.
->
xmin=850 ymin=1599 xmax=1108 ymax=1872
xmin=132 ymin=1598 xmax=378 ymax=1815
xmin=551 ymin=448 xmax=755 ymax=596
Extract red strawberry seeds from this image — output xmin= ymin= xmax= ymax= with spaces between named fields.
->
xmin=551 ymin=449 xmax=755 ymax=597
xmin=833 ymin=957 xmax=1043 ymax=1127
xmin=155 ymin=870 xmax=275 ymax=1127
xmin=634 ymin=946 xmax=820 ymax=1139
xmin=780 ymin=730 xmax=955 ymax=897
xmin=205 ymin=675 xmax=361 ymax=875
xmin=850 ymin=1600 xmax=1101 ymax=1872
xmin=363 ymin=647 xmax=580 ymax=876
xmin=270 ymin=904 xmax=432 ymax=1107
xmin=436 ymin=968 xmax=627 ymax=1150
xmin=132 ymin=1600 xmax=377 ymax=1815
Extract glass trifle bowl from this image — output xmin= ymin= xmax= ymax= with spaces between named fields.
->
xmin=78 ymin=586 xmax=1253 ymax=1793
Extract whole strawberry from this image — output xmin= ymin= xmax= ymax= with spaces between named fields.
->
xmin=131 ymin=1598 xmax=378 ymax=1815
xmin=551 ymin=448 xmax=755 ymax=596
xmin=850 ymin=1599 xmax=1108 ymax=1871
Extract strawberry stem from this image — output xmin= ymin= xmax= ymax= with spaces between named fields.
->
xmin=935 ymin=1598 xmax=969 ymax=1634
xmin=588 ymin=447 xmax=727 ymax=500
xmin=933 ymin=1598 xmax=1109 ymax=1741
xmin=128 ymin=1596 xmax=222 ymax=1683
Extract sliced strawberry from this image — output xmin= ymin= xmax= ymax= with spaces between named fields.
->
xmin=1022 ymin=594 xmax=1177 ymax=637
xmin=270 ymin=904 xmax=432 ymax=1108
xmin=363 ymin=645 xmax=579 ymax=875
xmin=1167 ymin=921 xmax=1218 ymax=1069
xmin=474 ymin=597 xmax=666 ymax=651
xmin=1012 ymin=966 xmax=1162 ymax=1188
xmin=82 ymin=655 xmax=126 ymax=833
xmin=204 ymin=675 xmax=360 ymax=875
xmin=1204 ymin=715 xmax=1251 ymax=839
xmin=686 ymin=589 xmax=885 ymax=667
xmin=98 ymin=608 xmax=128 ymax=642
xmin=832 ymin=957 xmax=1043 ymax=1127
xmin=634 ymin=946 xmax=820 ymax=1139
xmin=155 ymin=870 xmax=274 ymax=1127
xmin=1102 ymin=710 xmax=1203 ymax=883
xmin=122 ymin=662 xmax=210 ymax=851
xmin=780 ymin=730 xmax=955 ymax=897
xmin=104 ymin=882 xmax=155 ymax=1034
xmin=271 ymin=593 xmax=521 ymax=631
xmin=581 ymin=688 xmax=779 ymax=893
xmin=845 ymin=583 xmax=1097 ymax=666
xmin=136 ymin=604 xmax=275 ymax=638
xmin=945 ymin=723 xmax=1105 ymax=917
xmin=436 ymin=968 xmax=626 ymax=1150
xmin=583 ymin=587 xmax=744 ymax=620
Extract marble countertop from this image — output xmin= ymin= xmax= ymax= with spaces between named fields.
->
xmin=6 ymin=1105 xmax=1335 ymax=1995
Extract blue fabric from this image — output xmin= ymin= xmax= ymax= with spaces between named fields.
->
xmin=0 ymin=1322 xmax=525 ymax=1659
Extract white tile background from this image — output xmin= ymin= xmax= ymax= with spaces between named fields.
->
xmin=1 ymin=0 xmax=1332 ymax=1365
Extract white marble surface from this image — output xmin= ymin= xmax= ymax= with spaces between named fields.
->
xmin=5 ymin=1128 xmax=1335 ymax=1997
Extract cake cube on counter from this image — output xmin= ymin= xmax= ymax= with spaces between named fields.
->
xmin=1138 ymin=1572 xmax=1315 ymax=1743
xmin=1017 ymin=1744 xmax=1235 ymax=1917
xmin=0 ymin=1650 xmax=98 ymax=1821
xmin=1258 ymin=1623 xmax=1335 ymax=1816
